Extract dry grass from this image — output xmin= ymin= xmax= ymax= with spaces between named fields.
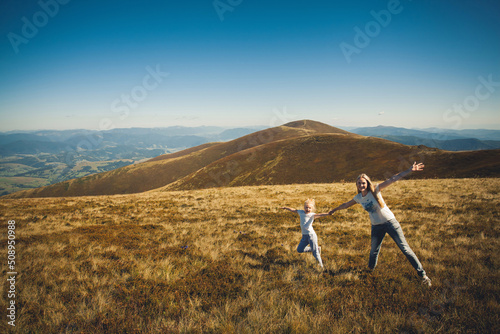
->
xmin=1 ymin=178 xmax=499 ymax=333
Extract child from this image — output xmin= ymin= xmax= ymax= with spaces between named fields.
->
xmin=282 ymin=198 xmax=330 ymax=269
xmin=329 ymin=162 xmax=432 ymax=286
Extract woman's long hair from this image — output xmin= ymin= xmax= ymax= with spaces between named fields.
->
xmin=356 ymin=174 xmax=385 ymax=208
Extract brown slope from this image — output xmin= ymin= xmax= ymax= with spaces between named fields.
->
xmin=160 ymin=134 xmax=500 ymax=191
xmin=147 ymin=142 xmax=219 ymax=162
xmin=3 ymin=120 xmax=350 ymax=198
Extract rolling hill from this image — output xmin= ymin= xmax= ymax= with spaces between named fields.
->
xmin=3 ymin=120 xmax=500 ymax=198
xmin=162 ymin=134 xmax=500 ymax=191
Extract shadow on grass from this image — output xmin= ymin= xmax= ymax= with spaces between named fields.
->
xmin=238 ymin=249 xmax=304 ymax=271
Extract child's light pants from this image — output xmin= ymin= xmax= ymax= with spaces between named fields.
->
xmin=297 ymin=232 xmax=323 ymax=267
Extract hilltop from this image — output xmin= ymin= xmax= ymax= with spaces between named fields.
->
xmin=3 ymin=120 xmax=500 ymax=198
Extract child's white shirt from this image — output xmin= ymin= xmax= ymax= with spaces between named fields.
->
xmin=297 ymin=210 xmax=315 ymax=234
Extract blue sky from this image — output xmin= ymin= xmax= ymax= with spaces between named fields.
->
xmin=1 ymin=0 xmax=499 ymax=131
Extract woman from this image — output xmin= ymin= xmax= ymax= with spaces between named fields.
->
xmin=329 ymin=162 xmax=431 ymax=286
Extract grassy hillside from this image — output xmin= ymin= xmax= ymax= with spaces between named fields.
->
xmin=165 ymin=134 xmax=500 ymax=191
xmin=1 ymin=178 xmax=498 ymax=333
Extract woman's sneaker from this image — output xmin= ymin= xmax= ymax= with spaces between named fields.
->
xmin=422 ymin=275 xmax=432 ymax=287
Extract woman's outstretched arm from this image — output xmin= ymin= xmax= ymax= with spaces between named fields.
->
xmin=328 ymin=199 xmax=357 ymax=215
xmin=378 ymin=161 xmax=425 ymax=191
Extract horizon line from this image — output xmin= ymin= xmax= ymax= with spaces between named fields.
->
xmin=2 ymin=123 xmax=500 ymax=133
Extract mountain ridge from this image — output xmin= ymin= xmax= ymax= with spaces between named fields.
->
xmin=348 ymin=125 xmax=500 ymax=150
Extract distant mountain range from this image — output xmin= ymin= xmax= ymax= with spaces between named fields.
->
xmin=2 ymin=125 xmax=499 ymax=157
xmin=0 ymin=126 xmax=265 ymax=155
xmin=346 ymin=126 xmax=500 ymax=151
xmin=4 ymin=120 xmax=499 ymax=199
